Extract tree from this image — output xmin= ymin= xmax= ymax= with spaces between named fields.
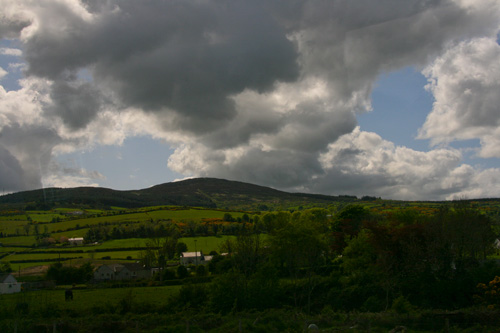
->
xmin=230 ymin=232 xmax=263 ymax=277
xmin=196 ymin=264 xmax=207 ymax=277
xmin=443 ymin=203 xmax=496 ymax=265
xmin=177 ymin=264 xmax=189 ymax=279
xmin=340 ymin=229 xmax=385 ymax=310
xmin=270 ymin=215 xmax=328 ymax=311
xmin=242 ymin=213 xmax=250 ymax=222
xmin=0 ymin=262 xmax=12 ymax=273
xmin=45 ymin=262 xmax=93 ymax=284
xmin=140 ymin=236 xmax=179 ymax=269
xmin=176 ymin=242 xmax=188 ymax=256
xmin=331 ymin=205 xmax=370 ymax=254
xmin=261 ymin=211 xmax=291 ymax=234
xmin=23 ymin=223 xmax=31 ymax=236
xmin=210 ymin=270 xmax=246 ymax=313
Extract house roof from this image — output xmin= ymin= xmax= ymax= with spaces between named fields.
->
xmin=0 ymin=274 xmax=15 ymax=283
xmin=122 ymin=263 xmax=146 ymax=272
xmin=181 ymin=251 xmax=203 ymax=258
xmin=96 ymin=263 xmax=146 ymax=273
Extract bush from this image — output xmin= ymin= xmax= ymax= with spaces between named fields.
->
xmin=196 ymin=265 xmax=207 ymax=277
xmin=162 ymin=268 xmax=176 ymax=280
xmin=391 ymin=296 xmax=413 ymax=315
xmin=177 ymin=265 xmax=189 ymax=279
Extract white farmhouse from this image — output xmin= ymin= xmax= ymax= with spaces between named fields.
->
xmin=93 ymin=263 xmax=151 ymax=281
xmin=68 ymin=237 xmax=84 ymax=246
xmin=180 ymin=251 xmax=209 ymax=266
xmin=0 ymin=274 xmax=21 ymax=294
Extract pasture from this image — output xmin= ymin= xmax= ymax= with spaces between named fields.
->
xmin=0 ymin=284 xmax=182 ymax=315
xmin=0 ymin=207 xmax=247 ymax=238
xmin=0 ymin=235 xmax=235 ymax=273
xmin=0 ymin=204 xmax=248 ymax=273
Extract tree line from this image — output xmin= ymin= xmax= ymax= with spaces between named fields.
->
xmin=170 ymin=203 xmax=500 ymax=313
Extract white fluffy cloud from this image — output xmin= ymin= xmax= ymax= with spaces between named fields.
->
xmin=316 ymin=127 xmax=469 ymax=200
xmin=0 ymin=66 xmax=7 ymax=79
xmin=0 ymin=48 xmax=22 ymax=56
xmin=1 ymin=0 xmax=500 ymax=199
xmin=419 ymin=37 xmax=500 ymax=158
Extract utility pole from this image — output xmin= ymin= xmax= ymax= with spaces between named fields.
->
xmin=194 ymin=239 xmax=198 ymax=265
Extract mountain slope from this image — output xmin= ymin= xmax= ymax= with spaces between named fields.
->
xmin=0 ymin=178 xmax=354 ymax=210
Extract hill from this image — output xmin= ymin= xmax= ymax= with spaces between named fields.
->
xmin=0 ymin=178 xmax=356 ymax=211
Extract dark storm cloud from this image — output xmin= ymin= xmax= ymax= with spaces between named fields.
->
xmin=22 ymin=0 xmax=299 ymax=132
xmin=18 ymin=0 xmax=496 ymax=135
xmin=0 ymin=10 xmax=31 ymax=39
xmin=271 ymin=102 xmax=357 ymax=152
xmin=3 ymin=0 xmax=500 ymax=199
xmin=0 ymin=124 xmax=62 ymax=192
xmin=0 ymin=144 xmax=32 ymax=191
xmin=195 ymin=148 xmax=325 ymax=190
xmin=47 ymin=80 xmax=103 ymax=129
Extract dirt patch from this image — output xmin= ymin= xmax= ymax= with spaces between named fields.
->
xmin=19 ymin=265 xmax=49 ymax=276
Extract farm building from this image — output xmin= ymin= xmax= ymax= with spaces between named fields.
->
xmin=180 ymin=251 xmax=213 ymax=266
xmin=0 ymin=274 xmax=21 ymax=294
xmin=94 ymin=263 xmax=151 ymax=281
xmin=68 ymin=237 xmax=84 ymax=246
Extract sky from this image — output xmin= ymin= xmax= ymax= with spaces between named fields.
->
xmin=1 ymin=0 xmax=500 ymax=201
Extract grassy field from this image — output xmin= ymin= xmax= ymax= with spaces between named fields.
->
xmin=146 ymin=208 xmax=245 ymax=221
xmin=0 ymin=207 xmax=247 ymax=239
xmin=0 ymin=284 xmax=182 ymax=314
xmin=0 ymin=235 xmax=235 ymax=271
xmin=0 ymin=235 xmax=35 ymax=247
xmin=0 ymin=220 xmax=29 ymax=236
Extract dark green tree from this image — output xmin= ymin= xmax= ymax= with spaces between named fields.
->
xmin=177 ymin=264 xmax=189 ymax=279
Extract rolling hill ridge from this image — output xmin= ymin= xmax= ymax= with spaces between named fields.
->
xmin=0 ymin=178 xmax=356 ymax=210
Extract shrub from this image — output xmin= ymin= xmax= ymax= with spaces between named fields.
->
xmin=177 ymin=265 xmax=189 ymax=279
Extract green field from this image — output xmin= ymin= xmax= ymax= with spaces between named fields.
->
xmin=0 ymin=220 xmax=29 ymax=236
xmin=0 ymin=285 xmax=181 ymax=313
xmin=0 ymin=207 xmax=247 ymax=238
xmin=0 ymin=235 xmax=35 ymax=247
xmin=0 ymin=235 xmax=235 ymax=271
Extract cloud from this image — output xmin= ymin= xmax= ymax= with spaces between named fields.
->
xmin=43 ymin=158 xmax=105 ymax=189
xmin=169 ymin=127 xmax=486 ymax=200
xmin=18 ymin=0 xmax=299 ymax=133
xmin=0 ymin=0 xmax=32 ymax=39
xmin=419 ymin=37 xmax=500 ymax=158
xmin=1 ymin=0 xmax=500 ymax=199
xmin=0 ymin=144 xmax=31 ymax=191
xmin=315 ymin=127 xmax=467 ymax=200
xmin=0 ymin=47 xmax=22 ymax=56
xmin=46 ymin=80 xmax=104 ymax=129
xmin=0 ymin=66 xmax=7 ymax=80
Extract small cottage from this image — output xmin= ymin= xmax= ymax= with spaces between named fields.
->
xmin=94 ymin=264 xmax=116 ymax=280
xmin=68 ymin=237 xmax=84 ymax=246
xmin=180 ymin=251 xmax=207 ymax=266
xmin=94 ymin=263 xmax=151 ymax=281
xmin=0 ymin=274 xmax=21 ymax=294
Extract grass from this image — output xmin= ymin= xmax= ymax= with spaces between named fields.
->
xmin=0 ymin=236 xmax=235 ymax=272
xmin=4 ymin=252 xmax=86 ymax=262
xmin=0 ymin=235 xmax=35 ymax=247
xmin=0 ymin=206 xmax=246 ymax=272
xmin=179 ymin=236 xmax=235 ymax=254
xmin=0 ymin=247 xmax=28 ymax=254
xmin=25 ymin=213 xmax=66 ymax=223
xmin=90 ymin=250 xmax=142 ymax=260
xmin=0 ymin=284 xmax=182 ymax=314
xmin=146 ymin=208 xmax=245 ymax=221
xmin=0 ymin=207 xmax=247 ymax=239
xmin=90 ymin=238 xmax=148 ymax=249
xmin=0 ymin=220 xmax=29 ymax=236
